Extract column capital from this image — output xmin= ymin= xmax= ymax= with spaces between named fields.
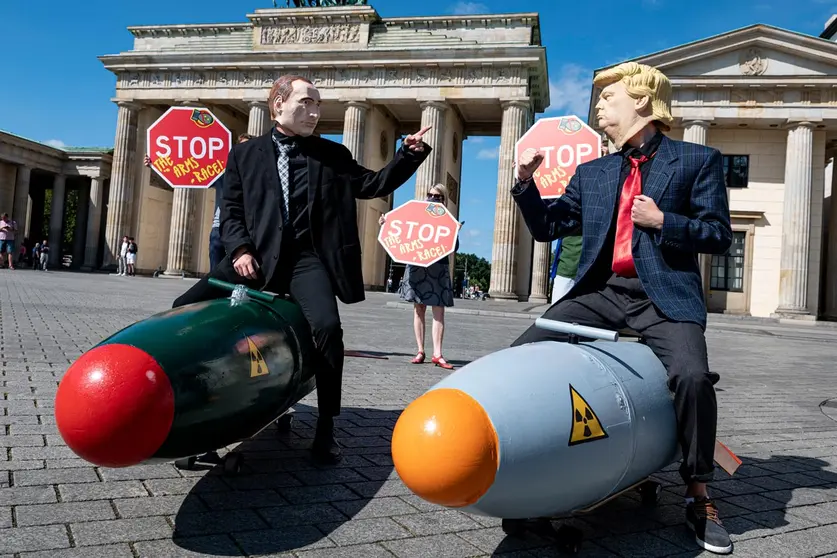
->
xmin=343 ymin=99 xmax=371 ymax=110
xmin=418 ymin=100 xmax=449 ymax=111
xmin=113 ymin=99 xmax=142 ymax=111
xmin=785 ymin=120 xmax=817 ymax=130
xmin=247 ymin=100 xmax=268 ymax=108
xmin=682 ymin=119 xmax=711 ymax=129
xmin=500 ymin=98 xmax=531 ymax=110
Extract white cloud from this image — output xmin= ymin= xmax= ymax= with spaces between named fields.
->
xmin=469 ymin=136 xmax=485 ymax=144
xmin=476 ymin=147 xmax=499 ymax=160
xmin=44 ymin=139 xmax=66 ymax=148
xmin=451 ymin=1 xmax=488 ymax=14
xmin=467 ymin=228 xmax=481 ymax=237
xmin=545 ymin=64 xmax=594 ymax=120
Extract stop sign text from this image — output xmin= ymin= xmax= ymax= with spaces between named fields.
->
xmin=146 ymin=107 xmax=232 ymax=188
xmin=378 ymin=200 xmax=461 ymax=267
xmin=516 ymin=115 xmax=602 ymax=199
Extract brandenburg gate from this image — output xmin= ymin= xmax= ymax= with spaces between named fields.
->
xmin=98 ymin=4 xmax=552 ymax=301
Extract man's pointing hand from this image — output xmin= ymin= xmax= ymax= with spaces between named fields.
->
xmin=404 ymin=126 xmax=431 ymax=152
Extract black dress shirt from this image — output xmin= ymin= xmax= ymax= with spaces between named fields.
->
xmin=272 ymin=128 xmax=312 ymax=247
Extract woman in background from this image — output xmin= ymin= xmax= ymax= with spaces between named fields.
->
xmin=380 ymin=184 xmax=458 ymax=370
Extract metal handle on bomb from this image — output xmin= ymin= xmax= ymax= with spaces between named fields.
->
xmin=534 ymin=318 xmax=619 ymax=342
xmin=208 ymin=278 xmax=276 ymax=303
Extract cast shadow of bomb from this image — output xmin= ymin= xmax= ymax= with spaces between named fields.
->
xmin=170 ymin=403 xmax=396 ymax=556
xmin=488 ymin=454 xmax=837 ymax=557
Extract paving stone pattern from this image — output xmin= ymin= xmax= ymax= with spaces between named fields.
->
xmin=1 ymin=271 xmax=836 ymax=557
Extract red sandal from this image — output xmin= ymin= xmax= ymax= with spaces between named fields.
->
xmin=432 ymin=355 xmax=454 ymax=370
xmin=411 ymin=351 xmax=425 ymax=364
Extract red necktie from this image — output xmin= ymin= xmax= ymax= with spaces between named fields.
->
xmin=612 ymin=154 xmax=649 ymax=277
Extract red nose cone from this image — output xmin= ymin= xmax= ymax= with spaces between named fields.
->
xmin=55 ymin=343 xmax=175 ymax=468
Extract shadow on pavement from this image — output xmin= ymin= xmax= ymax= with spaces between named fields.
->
xmin=491 ymin=454 xmax=837 ymax=557
xmin=171 ymin=403 xmax=395 ymax=556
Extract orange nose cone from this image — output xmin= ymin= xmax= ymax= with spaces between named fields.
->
xmin=392 ymin=388 xmax=499 ymax=508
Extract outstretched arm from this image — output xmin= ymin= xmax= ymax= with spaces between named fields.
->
xmin=655 ymin=149 xmax=732 ymax=254
xmin=344 ymin=126 xmax=432 ymax=200
xmin=510 ymin=148 xmax=583 ymax=242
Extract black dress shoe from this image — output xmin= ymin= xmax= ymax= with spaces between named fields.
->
xmin=312 ymin=419 xmax=342 ymax=465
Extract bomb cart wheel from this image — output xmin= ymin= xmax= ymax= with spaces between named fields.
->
xmin=276 ymin=413 xmax=294 ymax=434
xmin=501 ymin=518 xmax=526 ymax=537
xmin=637 ymin=481 xmax=662 ymax=507
xmin=223 ymin=453 xmax=243 ymax=475
xmin=554 ymin=525 xmax=583 ymax=555
xmin=174 ymin=456 xmax=197 ymax=471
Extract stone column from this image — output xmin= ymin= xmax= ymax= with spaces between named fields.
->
xmin=248 ymin=101 xmax=271 ymax=137
xmin=489 ymin=99 xmax=530 ymax=300
xmin=48 ymin=174 xmax=66 ymax=268
xmin=529 ymin=242 xmax=551 ymax=303
xmin=683 ymin=120 xmax=712 ymax=294
xmin=164 ymin=188 xmax=197 ymax=276
xmin=72 ymin=181 xmax=90 ymax=267
xmin=343 ymin=101 xmax=370 ymax=235
xmin=12 ymin=166 xmax=31 ymax=238
xmin=82 ymin=175 xmax=105 ymax=271
xmin=102 ymin=101 xmax=140 ymax=267
xmin=825 ymin=154 xmax=837 ymax=319
xmin=342 ymin=101 xmax=369 ymax=162
xmin=163 ymin=101 xmax=203 ymax=277
xmin=775 ymin=121 xmax=815 ymax=317
xmin=414 ymin=101 xmax=447 ymax=199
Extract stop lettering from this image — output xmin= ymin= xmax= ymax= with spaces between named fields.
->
xmin=377 ymin=200 xmax=461 ymax=267
xmin=146 ymin=106 xmax=232 ymax=189
xmin=516 ymin=115 xmax=602 ymax=199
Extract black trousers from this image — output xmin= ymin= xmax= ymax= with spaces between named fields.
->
xmin=513 ymin=275 xmax=719 ymax=486
xmin=172 ymin=248 xmax=344 ymax=419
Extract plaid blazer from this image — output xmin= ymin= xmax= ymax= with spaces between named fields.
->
xmin=512 ymin=134 xmax=732 ymax=328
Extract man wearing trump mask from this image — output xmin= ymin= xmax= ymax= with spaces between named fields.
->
xmin=510 ymin=62 xmax=733 ymax=555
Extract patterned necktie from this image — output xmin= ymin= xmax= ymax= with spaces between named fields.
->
xmin=275 ymin=142 xmax=292 ymax=223
xmin=611 ymin=154 xmax=649 ymax=278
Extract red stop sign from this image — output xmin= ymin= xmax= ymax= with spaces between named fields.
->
xmin=146 ymin=106 xmax=232 ymax=188
xmin=378 ymin=200 xmax=461 ymax=267
xmin=516 ymin=115 xmax=602 ymax=199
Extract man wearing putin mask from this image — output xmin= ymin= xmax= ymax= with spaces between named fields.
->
xmin=172 ymin=74 xmax=432 ymax=465
xmin=510 ymin=63 xmax=733 ymax=554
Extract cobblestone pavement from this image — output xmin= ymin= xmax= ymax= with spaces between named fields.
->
xmin=1 ymin=270 xmax=836 ymax=558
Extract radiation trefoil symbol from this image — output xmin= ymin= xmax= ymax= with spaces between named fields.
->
xmin=568 ymin=385 xmax=609 ymax=446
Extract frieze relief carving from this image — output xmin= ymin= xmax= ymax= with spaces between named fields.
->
xmin=260 ymin=24 xmax=360 ymax=45
xmin=115 ymin=66 xmax=527 ymax=90
xmin=739 ymin=48 xmax=768 ymax=76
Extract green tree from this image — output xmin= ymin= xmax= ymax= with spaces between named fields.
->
xmin=454 ymin=252 xmax=491 ymax=293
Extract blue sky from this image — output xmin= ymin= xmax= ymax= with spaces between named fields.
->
xmin=1 ymin=0 xmax=835 ymax=260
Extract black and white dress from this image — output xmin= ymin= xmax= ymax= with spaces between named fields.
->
xmin=398 ymin=241 xmax=457 ymax=308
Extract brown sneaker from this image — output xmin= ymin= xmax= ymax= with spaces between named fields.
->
xmin=685 ymin=497 xmax=732 ymax=554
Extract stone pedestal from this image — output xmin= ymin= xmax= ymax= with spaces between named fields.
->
xmin=102 ymin=101 xmax=140 ymax=267
xmin=414 ymin=101 xmax=447 ymax=198
xmin=48 ymin=174 xmax=66 ymax=268
xmin=164 ymin=187 xmax=197 ymax=276
xmin=248 ymin=101 xmax=271 ymax=137
xmin=82 ymin=176 xmax=105 ymax=271
xmin=12 ymin=166 xmax=31 ymax=237
xmin=488 ymin=99 xmax=530 ymax=300
xmin=774 ymin=122 xmax=815 ymax=318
